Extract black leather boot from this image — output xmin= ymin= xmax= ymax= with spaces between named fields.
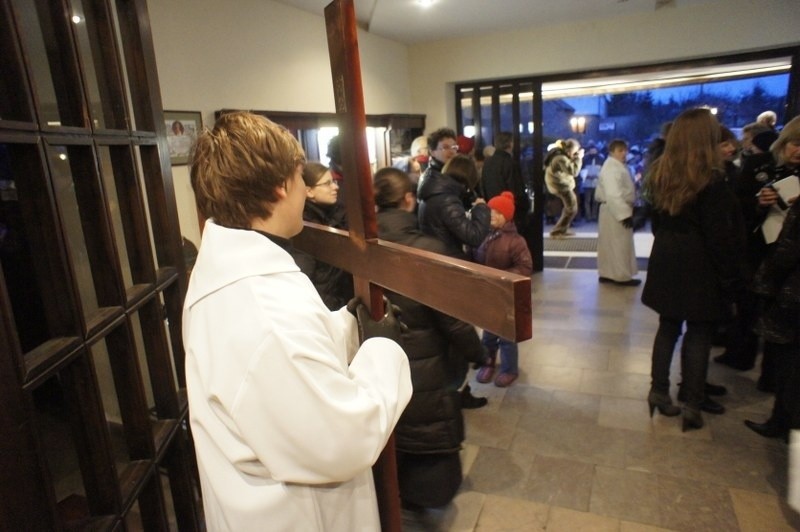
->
xmin=460 ymin=385 xmax=488 ymax=409
xmin=744 ymin=419 xmax=788 ymax=441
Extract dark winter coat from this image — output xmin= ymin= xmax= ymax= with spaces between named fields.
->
xmin=416 ymin=156 xmax=444 ymax=198
xmin=377 ymin=208 xmax=486 ymax=454
xmin=417 ymin=171 xmax=491 ymax=259
xmin=751 ymin=199 xmax=800 ymax=344
xmin=735 ymin=153 xmax=799 ymax=277
xmin=481 ymin=150 xmax=530 ymax=227
xmin=290 ymin=201 xmax=354 ymax=310
xmin=642 ymin=175 xmax=746 ymax=322
xmin=470 ymin=222 xmax=533 ymax=276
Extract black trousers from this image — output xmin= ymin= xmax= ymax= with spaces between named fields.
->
xmin=651 ymin=316 xmax=715 ymax=408
xmin=768 ymin=341 xmax=800 ymax=430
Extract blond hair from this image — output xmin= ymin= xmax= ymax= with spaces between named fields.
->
xmin=190 ymin=112 xmax=305 ymax=228
xmin=771 ymin=115 xmax=800 ymax=165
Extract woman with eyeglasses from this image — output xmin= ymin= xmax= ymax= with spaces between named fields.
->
xmin=289 ymin=162 xmax=354 ymax=310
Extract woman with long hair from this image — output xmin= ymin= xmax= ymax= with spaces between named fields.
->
xmin=642 ymin=107 xmax=745 ymax=432
xmin=289 ymin=162 xmax=354 ymax=310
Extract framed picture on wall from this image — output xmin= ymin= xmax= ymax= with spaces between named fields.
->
xmin=164 ymin=110 xmax=202 ymax=165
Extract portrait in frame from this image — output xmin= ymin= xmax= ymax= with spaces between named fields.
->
xmin=164 ymin=110 xmax=202 ymax=165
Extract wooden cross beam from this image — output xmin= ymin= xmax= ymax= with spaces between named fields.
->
xmin=293 ymin=1 xmax=532 ymax=529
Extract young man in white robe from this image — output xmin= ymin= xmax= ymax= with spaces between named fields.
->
xmin=183 ymin=111 xmax=412 ymax=531
xmin=595 ymin=139 xmax=641 ymax=286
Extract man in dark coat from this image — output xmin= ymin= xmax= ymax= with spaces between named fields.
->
xmin=416 ymin=127 xmax=460 ymax=197
xmin=481 ymin=131 xmax=529 ymax=234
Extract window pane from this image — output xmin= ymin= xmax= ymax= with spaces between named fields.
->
xmin=12 ymin=0 xmax=60 ymax=126
xmin=97 ymin=146 xmax=133 ymax=288
xmin=47 ymin=145 xmax=100 ymax=317
xmin=1 ymin=142 xmax=80 ymax=352
xmin=11 ymin=0 xmax=84 ymax=127
xmin=71 ymin=0 xmax=127 ymax=130
xmin=0 ymin=3 xmax=34 ymax=122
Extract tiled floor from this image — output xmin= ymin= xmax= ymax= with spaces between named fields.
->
xmin=402 ymin=230 xmax=800 ymax=531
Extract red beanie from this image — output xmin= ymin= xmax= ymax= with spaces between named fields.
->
xmin=488 ymin=191 xmax=515 ymax=221
xmin=457 ymin=135 xmax=475 ymax=155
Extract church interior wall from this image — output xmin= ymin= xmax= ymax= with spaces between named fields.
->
xmin=146 ymin=0 xmax=800 ymax=243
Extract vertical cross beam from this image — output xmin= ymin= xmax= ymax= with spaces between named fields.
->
xmin=324 ymin=2 xmax=399 ymax=529
xmin=319 ymin=2 xmax=533 ymax=529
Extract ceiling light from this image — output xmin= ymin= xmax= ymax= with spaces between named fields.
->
xmin=71 ymin=15 xmax=82 ymax=24
xmin=416 ymin=0 xmax=435 ymax=7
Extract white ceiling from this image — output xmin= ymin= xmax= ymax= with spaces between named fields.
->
xmin=272 ymin=0 xmax=791 ymax=95
xmin=272 ymin=0 xmax=711 ymax=45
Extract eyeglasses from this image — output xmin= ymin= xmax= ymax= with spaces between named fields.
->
xmin=312 ymin=179 xmax=337 ymax=188
xmin=437 ymin=144 xmax=459 ymax=152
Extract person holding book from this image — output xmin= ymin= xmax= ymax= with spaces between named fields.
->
xmin=715 ymin=116 xmax=800 ymax=389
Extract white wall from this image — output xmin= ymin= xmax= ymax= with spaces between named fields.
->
xmin=146 ymin=0 xmax=412 ymax=244
xmin=146 ymin=0 xmax=799 ymax=243
xmin=408 ymin=0 xmax=800 ymax=131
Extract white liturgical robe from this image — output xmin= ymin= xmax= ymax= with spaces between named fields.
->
xmin=183 ymin=221 xmax=412 ymax=531
xmin=595 ymin=157 xmax=638 ymax=281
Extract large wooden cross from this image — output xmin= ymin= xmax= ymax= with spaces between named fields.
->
xmin=293 ymin=1 xmax=532 ymax=530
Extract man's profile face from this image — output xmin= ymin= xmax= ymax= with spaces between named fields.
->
xmin=432 ymin=137 xmax=459 ymax=163
xmin=287 ymin=164 xmax=307 ymax=237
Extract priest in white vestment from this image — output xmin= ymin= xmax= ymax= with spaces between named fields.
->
xmin=595 ymin=139 xmax=640 ymax=286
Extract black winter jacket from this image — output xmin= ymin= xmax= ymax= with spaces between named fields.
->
xmin=642 ymin=175 xmax=746 ymax=322
xmin=481 ymin=150 xmax=530 ymax=226
xmin=290 ymin=201 xmax=354 ymax=310
xmin=735 ymin=154 xmax=799 ymax=277
xmin=417 ymin=172 xmax=490 ymax=259
xmin=752 ymin=198 xmax=800 ymax=344
xmin=377 ymin=208 xmax=486 ymax=453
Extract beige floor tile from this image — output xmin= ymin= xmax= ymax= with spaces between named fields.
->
xmin=460 ymin=442 xmax=480 ymax=477
xmin=463 ymin=407 xmax=520 ymax=450
xmin=525 ymin=364 xmax=583 ymax=392
xmin=402 ymin=490 xmax=485 ymax=532
xmin=499 ymin=384 xmax=553 ymax=418
xmin=608 ymin=348 xmax=653 ymax=375
xmin=465 ymin=446 xmax=535 ymax=499
xmin=523 ymin=344 xmax=611 ymax=371
xmin=579 ymin=368 xmax=650 ymax=399
xmin=729 ymin=487 xmax=800 ymax=531
xmin=711 ymin=409 xmax=786 ymax=452
xmin=512 ymin=416 xmax=627 ymax=468
xmin=546 ymin=389 xmax=601 ymax=423
xmin=474 ymin=493 xmax=549 ymax=531
xmin=451 ymin=268 xmax=798 ymax=531
xmin=522 ymin=455 xmax=595 ymax=511
xmin=590 ymin=465 xmax=662 ymax=527
xmin=620 ymin=520 xmax=676 ymax=531
xmin=598 ymin=396 xmax=653 ymax=433
xmin=545 ymin=505 xmax=620 ymax=532
xmin=656 ymin=475 xmax=739 ymax=531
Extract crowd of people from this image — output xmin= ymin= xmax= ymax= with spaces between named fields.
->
xmin=182 ymin=107 xmax=800 ymax=528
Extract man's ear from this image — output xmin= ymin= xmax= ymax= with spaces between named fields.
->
xmin=275 ymin=183 xmax=289 ymax=200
